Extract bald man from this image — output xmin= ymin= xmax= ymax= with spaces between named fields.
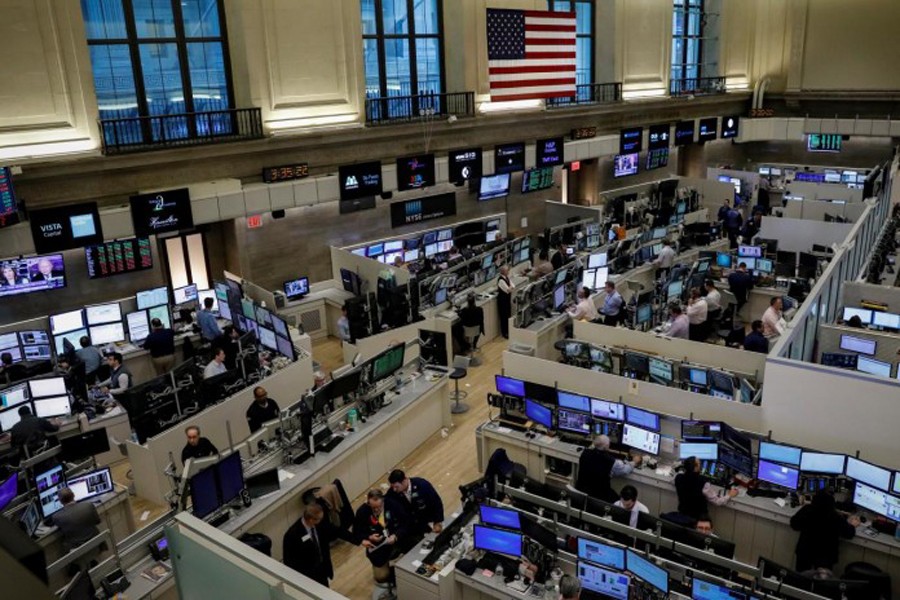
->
xmin=575 ymin=434 xmax=642 ymax=503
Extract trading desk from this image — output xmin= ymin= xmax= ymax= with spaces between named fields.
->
xmin=476 ymin=422 xmax=900 ymax=597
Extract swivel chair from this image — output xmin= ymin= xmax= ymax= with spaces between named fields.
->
xmin=462 ymin=326 xmax=482 ymax=366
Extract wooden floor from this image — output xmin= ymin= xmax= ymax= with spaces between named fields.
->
xmin=112 ymin=334 xmax=506 ymax=600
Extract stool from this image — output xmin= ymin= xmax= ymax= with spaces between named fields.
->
xmin=843 ymin=561 xmax=892 ymax=599
xmin=463 ymin=326 xmax=482 ymax=366
xmin=448 ymin=355 xmax=470 ymax=414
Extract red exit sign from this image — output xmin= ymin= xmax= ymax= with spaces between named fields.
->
xmin=247 ymin=214 xmax=263 ymax=229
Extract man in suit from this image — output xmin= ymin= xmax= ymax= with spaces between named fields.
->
xmin=30 ymin=257 xmax=63 ymax=284
xmin=283 ymin=503 xmax=333 ymax=588
xmin=576 ymin=435 xmax=642 ymax=503
xmin=387 ymin=469 xmax=444 ymax=546
xmin=52 ymin=487 xmax=101 ymax=551
xmin=354 ymin=489 xmax=407 ymax=585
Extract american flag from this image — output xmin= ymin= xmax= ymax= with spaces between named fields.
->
xmin=486 ymin=8 xmax=577 ymax=102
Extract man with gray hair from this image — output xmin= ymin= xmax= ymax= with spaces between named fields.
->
xmin=575 ymin=434 xmax=642 ymax=502
xmin=559 ymin=574 xmax=581 ymax=599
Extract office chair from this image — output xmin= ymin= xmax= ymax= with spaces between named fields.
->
xmin=448 ymin=355 xmax=471 ymax=414
xmin=462 ymin=326 xmax=482 ymax=366
xmin=843 ymin=562 xmax=891 ymax=600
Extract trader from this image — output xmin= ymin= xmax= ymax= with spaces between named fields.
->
xmin=599 ymin=281 xmax=624 ymax=326
xmin=666 ymin=304 xmax=690 ymax=340
xmin=387 ymin=469 xmax=444 ymax=541
xmin=559 ymin=574 xmax=582 ymax=600
xmin=283 ymin=503 xmax=334 ymax=588
xmin=76 ymin=336 xmax=104 ymax=383
xmin=10 ymin=405 xmax=59 ymax=455
xmin=354 ymin=489 xmax=407 ymax=586
xmin=97 ymin=352 xmax=132 ymax=396
xmin=723 ymin=204 xmax=743 ymax=247
xmin=52 ymin=487 xmax=101 ymax=551
xmin=761 ymin=296 xmax=785 ymax=337
xmin=497 ymin=265 xmax=515 ymax=339
xmin=567 ymin=287 xmax=599 ymax=322
xmin=743 ymin=320 xmax=769 ymax=354
xmin=337 ymin=304 xmax=351 ymax=342
xmin=203 ymin=347 xmax=228 ymax=379
xmin=614 ymin=485 xmax=649 ymax=528
xmin=246 ymin=386 xmax=280 ymax=433
xmin=674 ymin=456 xmax=738 ymax=520
xmin=703 ymin=280 xmax=722 ymax=314
xmin=181 ymin=425 xmax=218 ymax=464
xmin=653 ymin=239 xmax=677 ymax=272
xmin=197 ymin=296 xmax=222 ymax=342
xmin=0 ymin=352 xmax=27 ymax=384
xmin=458 ymin=293 xmax=485 ymax=355
xmin=215 ymin=325 xmax=241 ymax=370
xmin=575 ymin=435 xmax=642 ymax=503
xmin=790 ymin=490 xmax=859 ymax=572
xmin=142 ymin=318 xmax=176 ymax=375
xmin=727 ymin=262 xmax=754 ymax=311
xmin=530 ymin=250 xmax=554 ymax=279
xmin=686 ymin=288 xmax=709 ymax=341
xmin=695 ymin=515 xmax=715 ymax=536
xmin=551 ymin=242 xmax=568 ymax=270
xmin=717 ymin=199 xmax=731 ymax=223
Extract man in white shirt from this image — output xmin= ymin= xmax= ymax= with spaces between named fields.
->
xmin=703 ymin=280 xmax=722 ymax=312
xmin=614 ymin=485 xmax=649 ymax=528
xmin=203 ymin=347 xmax=228 ymax=379
xmin=654 ymin=239 xmax=677 ymax=271
xmin=686 ymin=288 xmax=709 ymax=341
xmin=568 ymin=287 xmax=599 ymax=321
xmin=761 ymin=296 xmax=785 ymax=336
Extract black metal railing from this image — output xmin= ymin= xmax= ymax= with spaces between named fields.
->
xmin=364 ymin=91 xmax=475 ymax=125
xmin=669 ymin=76 xmax=727 ymax=97
xmin=544 ymin=82 xmax=623 ymax=109
xmin=99 ymin=107 xmax=265 ymax=154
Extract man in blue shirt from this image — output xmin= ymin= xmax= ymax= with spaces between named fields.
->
xmin=743 ymin=320 xmax=769 ymax=353
xmin=599 ymin=281 xmax=624 ymax=326
xmin=727 ymin=262 xmax=754 ymax=311
xmin=197 ymin=297 xmax=222 ymax=342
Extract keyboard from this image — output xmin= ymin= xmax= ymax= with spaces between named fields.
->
xmin=747 ymin=488 xmax=786 ymax=499
xmin=316 ymin=436 xmax=344 ymax=453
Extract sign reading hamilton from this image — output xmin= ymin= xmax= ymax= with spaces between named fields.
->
xmin=129 ymin=188 xmax=194 ymax=237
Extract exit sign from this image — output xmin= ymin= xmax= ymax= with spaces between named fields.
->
xmin=247 ymin=214 xmax=263 ymax=229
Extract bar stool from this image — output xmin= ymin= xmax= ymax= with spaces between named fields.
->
xmin=448 ymin=355 xmax=471 ymax=414
xmin=463 ymin=326 xmax=482 ymax=366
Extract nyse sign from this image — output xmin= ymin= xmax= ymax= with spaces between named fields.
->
xmin=390 ymin=192 xmax=456 ymax=228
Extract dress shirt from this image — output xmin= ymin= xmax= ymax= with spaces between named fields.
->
xmin=762 ymin=306 xmax=784 ymax=336
xmin=705 ymin=289 xmax=722 ymax=311
xmin=601 ymin=291 xmax=624 ymax=316
xmin=686 ymin=298 xmax=708 ymax=325
xmin=497 ymin=277 xmax=515 ymax=295
xmin=655 ymin=246 xmax=676 ymax=268
xmin=569 ymin=297 xmax=599 ymax=321
xmin=204 ymin=360 xmax=227 ymax=379
xmin=337 ymin=316 xmax=351 ymax=341
xmin=668 ymin=314 xmax=690 ymax=339
xmin=613 ymin=499 xmax=650 ymax=528
xmin=197 ymin=309 xmax=223 ymax=341
xmin=75 ymin=346 xmax=103 ymax=375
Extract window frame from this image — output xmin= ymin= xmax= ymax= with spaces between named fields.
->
xmin=547 ymin=0 xmax=595 ymax=87
xmin=671 ymin=0 xmax=705 ymax=83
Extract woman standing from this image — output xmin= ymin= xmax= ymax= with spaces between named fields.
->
xmin=497 ymin=265 xmax=515 ymax=339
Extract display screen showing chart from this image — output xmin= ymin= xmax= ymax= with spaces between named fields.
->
xmin=85 ymin=238 xmax=153 ymax=279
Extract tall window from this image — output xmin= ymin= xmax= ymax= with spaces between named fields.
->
xmin=81 ymin=0 xmax=234 ymax=144
xmin=361 ymin=0 xmax=444 ymax=103
xmin=548 ymin=1 xmax=594 ymax=88
xmin=671 ymin=0 xmax=704 ymax=88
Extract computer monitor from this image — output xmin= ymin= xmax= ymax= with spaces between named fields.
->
xmin=799 ymin=452 xmax=845 ymax=474
xmin=495 ymin=375 xmax=525 ymax=397
xmin=856 ymin=356 xmax=892 ymax=378
xmin=715 ymin=252 xmax=732 ymax=269
xmin=648 ymin=357 xmax=673 ymax=385
xmin=20 ymin=500 xmax=41 ymax=537
xmin=479 ymin=505 xmax=521 ymax=530
xmin=622 ymin=424 xmax=660 ymax=455
xmin=136 ymin=286 xmax=169 ymax=310
xmin=845 ymin=456 xmax=891 ymax=491
xmin=126 ymin=310 xmax=151 ymax=342
xmin=755 ymin=258 xmax=774 ymax=274
xmin=667 ymin=279 xmax=683 ymax=300
xmin=197 ymin=289 xmax=218 ymax=314
xmin=719 ymin=445 xmax=753 ymax=477
xmin=756 ymin=459 xmax=800 ymax=490
xmin=84 ymin=302 xmax=122 ymax=326
xmin=590 ymin=398 xmax=623 ymax=421
xmin=811 ymin=579 xmax=870 ymax=600
xmin=841 ymin=307 xmax=873 ymax=325
xmin=0 ymin=384 xmax=28 ymax=409
xmin=257 ymin=327 xmax=278 ymax=352
xmin=59 ymin=428 xmax=112 ymax=462
xmin=173 ymin=284 xmax=199 ymax=305
xmin=33 ymin=396 xmax=71 ymax=418
xmin=853 ymin=481 xmax=900 ymax=522
xmin=759 ymin=441 xmax=802 ymax=466
xmin=283 ymin=277 xmax=310 ymax=301
xmin=0 ymin=406 xmax=24 ymax=432
xmin=577 ymin=538 xmax=625 ymax=569
xmin=557 ymin=391 xmax=590 ymax=412
xmin=433 ymin=286 xmax=447 ymax=306
xmin=553 ymin=284 xmax=566 ymax=310
xmin=190 ymin=465 xmax=220 ymax=519
xmin=588 ymin=252 xmax=608 ymax=269
xmin=524 ymin=399 xmax=553 ymax=429
xmin=576 ymin=561 xmax=630 ymax=600
xmin=623 ymin=352 xmax=650 ymax=377
xmin=327 ymin=369 xmax=362 ymax=400
xmin=371 ymin=344 xmax=405 ymax=381
xmin=681 ymin=420 xmax=721 ymax=441
xmin=872 ymin=311 xmax=900 ymax=330
xmin=67 ymin=467 xmax=114 ymax=502
xmin=679 ymin=442 xmax=718 ymax=461
xmin=626 ymin=549 xmax=668 ymax=594
xmin=625 ymin=406 xmax=659 ymax=431
xmin=692 ymin=576 xmax=753 ymax=600
xmin=28 ymin=377 xmax=66 ymax=398
xmin=0 ymin=473 xmax=17 ymax=511
xmin=35 ymin=463 xmax=65 ymax=519
xmin=840 ymin=335 xmax=876 ymax=355
xmin=738 ymin=245 xmax=762 ymax=258
xmin=89 ymin=322 xmax=126 ymax=345
xmin=217 ymin=452 xmax=244 ymax=505
xmin=473 ymin=525 xmax=523 ymax=558
xmin=557 ymin=408 xmax=592 ymax=436
xmin=50 ymin=309 xmax=85 ymax=335
xmin=635 ymin=304 xmax=653 ymax=326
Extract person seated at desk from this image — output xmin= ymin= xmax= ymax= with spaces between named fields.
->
xmin=790 ymin=490 xmax=859 ymax=573
xmin=686 ymin=288 xmax=709 ymax=341
xmin=203 ymin=347 xmax=228 ymax=379
xmin=844 ymin=315 xmax=864 ymax=329
xmin=214 ymin=325 xmax=240 ymax=370
xmin=197 ymin=296 xmax=223 ymax=342
xmin=0 ymin=352 xmax=27 ymax=384
xmin=76 ymin=336 xmax=104 ymax=383
xmin=695 ymin=515 xmax=716 ymax=537
xmin=283 ymin=503 xmax=334 ymax=588
xmin=614 ymin=485 xmax=649 ymax=528
xmin=727 ymin=262 xmax=754 ymax=311
xmin=530 ymin=250 xmax=554 ymax=279
xmin=598 ymin=281 xmax=624 ymax=326
xmin=458 ymin=294 xmax=485 ymax=354
xmin=95 ymin=352 xmax=132 ymax=397
xmin=142 ymin=318 xmax=176 ymax=376
xmin=674 ymin=456 xmax=738 ymax=521
xmin=181 ymin=425 xmax=218 ymax=464
xmin=666 ymin=304 xmax=690 ymax=339
xmin=743 ymin=320 xmax=769 ymax=354
xmin=575 ymin=434 xmax=642 ymax=503
xmin=551 ymin=242 xmax=568 ymax=270
xmin=246 ymin=386 xmax=280 ymax=433
xmin=559 ymin=574 xmax=582 ymax=600
xmin=567 ymin=287 xmax=599 ymax=322
xmin=10 ymin=405 xmax=59 ymax=455
xmin=354 ymin=489 xmax=407 ymax=587
xmin=387 ymin=469 xmax=444 ymax=540
xmin=703 ymin=279 xmax=722 ymax=314
xmin=653 ymin=239 xmax=677 ymax=272
xmin=337 ymin=304 xmax=352 ymax=343
xmin=52 ymin=487 xmax=101 ymax=552
xmin=761 ymin=296 xmax=785 ymax=337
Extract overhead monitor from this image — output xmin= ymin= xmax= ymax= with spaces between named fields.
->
xmin=799 ymin=452 xmax=845 ymax=475
xmin=479 ymin=173 xmax=511 ymax=201
xmin=590 ymin=398 xmax=623 ymax=421
xmin=759 ymin=441 xmax=802 ymax=467
xmin=756 ymin=459 xmax=800 ymax=490
xmin=173 ymin=284 xmax=199 ymax=305
xmin=136 ymin=286 xmax=169 ymax=310
xmin=674 ymin=120 xmax=695 ymax=146
xmin=448 ymin=148 xmax=482 ymax=182
xmin=619 ymin=127 xmax=643 ymax=154
xmin=84 ymin=237 xmax=153 ymax=279
xmin=129 ymin=188 xmax=193 ymax=236
xmin=622 ymin=424 xmax=660 ymax=455
xmin=479 ymin=505 xmax=521 ymax=530
xmin=28 ymin=376 xmax=67 ymax=398
xmin=626 ymin=549 xmax=668 ymax=594
xmin=536 ymin=137 xmax=564 ymax=167
xmin=473 ymin=524 xmax=523 ymax=557
xmin=67 ymin=467 xmax=114 ymax=502
xmin=845 ymin=456 xmax=891 ymax=491
xmin=50 ymin=309 xmax=85 ymax=335
xmin=29 ymin=202 xmax=103 ymax=253
xmin=521 ymin=167 xmax=555 ymax=194
xmin=737 ymin=245 xmax=762 ymax=258
xmin=577 ymin=538 xmax=625 ymax=569
xmin=625 ymin=406 xmax=659 ymax=432
xmin=697 ymin=117 xmax=718 ymax=142
xmin=613 ymin=153 xmax=639 ymax=178
xmin=647 ymin=124 xmax=671 ymax=150
xmin=577 ymin=561 xmax=630 ymax=600
xmin=721 ymin=116 xmax=740 ymax=138
xmin=85 ymin=302 xmax=122 ymax=326
xmin=396 ymin=153 xmax=436 ymax=191
xmin=494 ymin=142 xmax=526 ymax=174
xmin=839 ymin=335 xmax=876 ymax=355
xmin=646 ymin=149 xmax=669 ymax=171
xmin=339 ymin=161 xmax=382 ymax=201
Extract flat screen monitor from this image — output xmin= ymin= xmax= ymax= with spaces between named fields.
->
xmin=28 ymin=377 xmax=66 ymax=398
xmin=190 ymin=466 xmax=220 ymax=519
xmin=625 ymin=406 xmax=659 ymax=431
xmin=383 ymin=240 xmax=403 ymax=253
xmin=0 ymin=473 xmax=17 ymax=511
xmin=840 ymin=307 xmax=871 ymax=325
xmin=557 ymin=408 xmax=592 ymax=435
xmin=557 ymin=391 xmax=590 ymax=413
xmin=59 ymin=428 xmax=111 ymax=462
xmin=258 ymin=327 xmax=278 ymax=352
xmin=283 ymin=277 xmax=309 ymax=301
xmin=648 ymin=357 xmax=673 ymax=384
xmin=396 ymin=153 xmax=435 ymax=191
xmin=473 ymin=524 xmax=523 ymax=558
xmin=755 ymin=257 xmax=774 ymax=274
xmin=622 ymin=424 xmax=660 ymax=455
xmin=716 ymin=252 xmax=732 ymax=269
xmin=173 ymin=284 xmax=199 ymax=305
xmin=276 ymin=335 xmax=295 ymax=361
xmin=679 ymin=442 xmax=718 ymax=461
xmin=0 ymin=253 xmax=67 ymax=297
xmin=577 ymin=561 xmax=630 ymax=600
xmin=840 ymin=335 xmax=876 ymax=355
xmin=738 ymin=245 xmax=762 ymax=258
xmin=613 ymin=153 xmax=639 ymax=178
xmin=667 ymin=279 xmax=683 ymax=300
xmin=433 ymin=287 xmax=447 ymax=305
xmin=636 ymin=304 xmax=652 ymax=325
xmin=577 ymin=538 xmax=625 ymax=569
xmin=494 ymin=143 xmax=525 ymax=174
xmin=53 ymin=329 xmax=87 ymax=356
xmin=524 ymin=399 xmax=552 ymax=429
xmin=367 ymin=244 xmax=383 ymax=258
xmin=255 ymin=306 xmax=273 ymax=327
xmin=872 ymin=311 xmax=900 ymax=330
xmin=479 ymin=505 xmax=521 ymax=530
xmin=756 ymin=459 xmax=800 ymax=490
xmin=853 ymin=481 xmax=900 ymax=522
xmin=327 ymin=369 xmax=362 ymax=400
xmin=553 ymin=284 xmax=565 ymax=310
xmin=217 ymin=452 xmax=244 ymax=505
xmin=846 ymin=456 xmax=891 ymax=491
xmin=687 ymin=367 xmax=708 ymax=387
xmin=50 ymin=309 xmax=85 ymax=335
xmin=126 ymin=310 xmax=150 ymax=342
xmin=33 ymin=396 xmax=71 ymax=418
xmin=692 ymin=577 xmax=753 ymax=600
xmin=626 ymin=549 xmax=667 ymax=594
xmin=136 ymin=286 xmax=169 ymax=310
xmin=623 ymin=352 xmax=649 ymax=375
xmin=495 ymin=375 xmax=525 ymax=397
xmin=35 ymin=463 xmax=65 ymax=519
xmin=0 ymin=332 xmax=17 ymax=351
xmin=698 ymin=117 xmax=718 ymax=142
xmin=372 ymin=344 xmax=405 ymax=381
xmin=67 ymin=467 xmax=114 ymax=502
xmin=719 ymin=445 xmax=753 ymax=477
xmin=0 ymin=384 xmax=28 ymax=409
xmin=591 ymin=398 xmax=623 ymax=421
xmin=0 ymin=406 xmax=24 ymax=432
xmin=588 ymin=252 xmax=607 ymax=270
xmin=674 ymin=120 xmax=695 ymax=146
xmin=800 ymin=452 xmax=845 ymax=475
xmin=89 ymin=322 xmax=126 ymax=345
xmin=521 ymin=167 xmax=554 ymax=194
xmin=85 ymin=303 xmax=122 ymax=326
xmin=20 ymin=500 xmax=41 ymax=537
xmin=856 ymin=356 xmax=891 ymax=378
xmin=681 ymin=420 xmax=721 ymax=441
xmin=437 ymin=229 xmax=452 ymax=241
xmin=759 ymin=441 xmax=802 ymax=466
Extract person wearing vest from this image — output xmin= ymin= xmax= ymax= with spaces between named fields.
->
xmin=354 ymin=489 xmax=409 ymax=585
xmin=497 ymin=265 xmax=515 ymax=339
xmin=575 ymin=435 xmax=642 ymax=503
xmin=674 ymin=456 xmax=738 ymax=520
xmin=98 ymin=352 xmax=133 ymax=397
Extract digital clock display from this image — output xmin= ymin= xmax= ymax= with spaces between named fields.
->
xmin=262 ymin=164 xmax=310 ymax=183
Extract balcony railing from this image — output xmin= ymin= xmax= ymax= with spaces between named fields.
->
xmin=670 ymin=76 xmax=727 ymax=97
xmin=544 ymin=82 xmax=623 ymax=109
xmin=364 ymin=91 xmax=475 ymax=125
xmin=99 ymin=107 xmax=265 ymax=155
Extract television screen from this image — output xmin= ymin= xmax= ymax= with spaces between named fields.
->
xmin=129 ymin=188 xmax=193 ymax=237
xmin=613 ymin=153 xmax=639 ymax=178
xmin=473 ymin=525 xmax=522 ymax=557
xmin=85 ymin=237 xmax=153 ymax=279
xmin=846 ymin=456 xmax=891 ymax=491
xmin=448 ymin=148 xmax=482 ymax=182
xmin=173 ymin=283 xmax=199 ymax=305
xmin=339 ymin=161 xmax=383 ymax=201
xmin=0 ymin=167 xmax=20 ymax=228
xmin=721 ymin=116 xmax=739 ymax=138
xmin=0 ymin=253 xmax=67 ymax=297
xmin=536 ymin=137 xmax=564 ymax=167
xmin=494 ymin=142 xmax=526 ymax=174
xmin=479 ymin=173 xmax=511 ymax=201
xmin=698 ymin=117 xmax=718 ymax=142
xmin=29 ymin=202 xmax=104 ymax=253
xmin=396 ymin=153 xmax=435 ymax=191
xmin=674 ymin=120 xmax=695 ymax=145
xmin=620 ymin=127 xmax=643 ymax=154
xmin=50 ymin=309 xmax=85 ymax=335
xmin=283 ymin=277 xmax=309 ymax=301
xmin=521 ymin=167 xmax=554 ymax=193
xmin=648 ymin=124 xmax=670 ymax=150
xmin=645 ymin=149 xmax=669 ymax=171
xmin=807 ymin=134 xmax=841 ymax=153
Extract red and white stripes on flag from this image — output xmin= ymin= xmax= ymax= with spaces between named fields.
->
xmin=486 ymin=9 xmax=577 ymax=102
